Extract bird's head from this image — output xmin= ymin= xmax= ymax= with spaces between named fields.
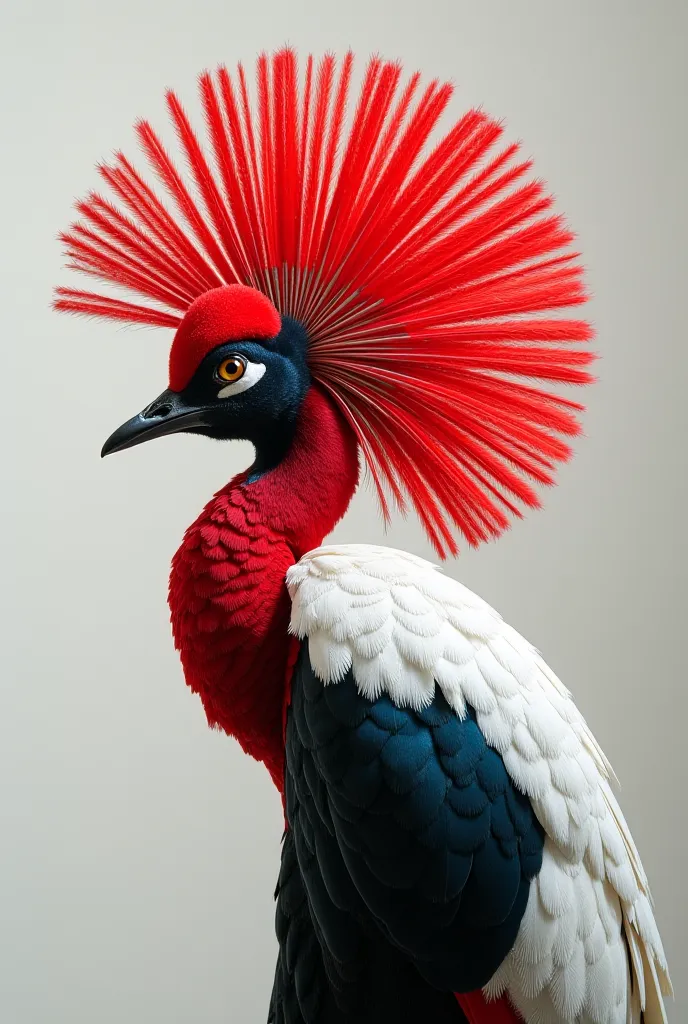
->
xmin=102 ymin=285 xmax=310 ymax=473
xmin=55 ymin=49 xmax=595 ymax=557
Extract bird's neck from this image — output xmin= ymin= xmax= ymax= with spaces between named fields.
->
xmin=243 ymin=385 xmax=361 ymax=559
xmin=169 ymin=386 xmax=359 ymax=791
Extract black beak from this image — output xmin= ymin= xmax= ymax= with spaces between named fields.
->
xmin=101 ymin=388 xmax=209 ymax=457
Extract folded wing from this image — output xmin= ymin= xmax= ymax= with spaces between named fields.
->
xmin=287 ymin=545 xmax=671 ymax=1024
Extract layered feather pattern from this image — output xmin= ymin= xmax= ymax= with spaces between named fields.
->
xmin=281 ymin=644 xmax=544 ymax=1015
xmin=54 ymin=48 xmax=594 ymax=555
xmin=287 ymin=545 xmax=672 ymax=1023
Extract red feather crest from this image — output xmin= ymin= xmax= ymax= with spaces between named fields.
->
xmin=54 ymin=47 xmax=594 ymax=557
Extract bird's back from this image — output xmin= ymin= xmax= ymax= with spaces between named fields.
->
xmin=284 ymin=544 xmax=671 ymax=1024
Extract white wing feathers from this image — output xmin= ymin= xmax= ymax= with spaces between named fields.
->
xmin=286 ymin=544 xmax=671 ymax=1024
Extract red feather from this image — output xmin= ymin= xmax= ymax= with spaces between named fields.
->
xmin=456 ymin=991 xmax=524 ymax=1023
xmin=54 ymin=47 xmax=594 ymax=556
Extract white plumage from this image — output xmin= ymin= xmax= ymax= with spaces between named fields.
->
xmin=287 ymin=544 xmax=672 ymax=1024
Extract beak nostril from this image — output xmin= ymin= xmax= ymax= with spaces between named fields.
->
xmin=143 ymin=402 xmax=173 ymax=419
xmin=102 ymin=389 xmax=206 ymax=456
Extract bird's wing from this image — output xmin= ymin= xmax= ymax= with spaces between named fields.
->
xmin=271 ymin=806 xmax=474 ymax=1023
xmin=286 ymin=544 xmax=671 ymax=1024
xmin=286 ymin=630 xmax=545 ymax=1002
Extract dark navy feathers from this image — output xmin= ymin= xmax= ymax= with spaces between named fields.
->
xmin=270 ymin=647 xmax=544 ymax=1020
xmin=269 ymin=829 xmax=466 ymax=1024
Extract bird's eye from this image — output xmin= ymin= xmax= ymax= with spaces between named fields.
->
xmin=216 ymin=356 xmax=246 ymax=383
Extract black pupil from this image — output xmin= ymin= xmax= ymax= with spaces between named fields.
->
xmin=226 ymin=360 xmax=239 ymax=375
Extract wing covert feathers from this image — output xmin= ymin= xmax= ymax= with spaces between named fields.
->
xmin=287 ymin=544 xmax=671 ymax=1024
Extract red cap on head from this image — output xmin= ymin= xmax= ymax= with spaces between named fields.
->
xmin=168 ymin=284 xmax=281 ymax=392
xmin=56 ymin=50 xmax=594 ymax=557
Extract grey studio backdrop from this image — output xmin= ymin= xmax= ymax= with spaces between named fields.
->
xmin=2 ymin=1 xmax=686 ymax=1021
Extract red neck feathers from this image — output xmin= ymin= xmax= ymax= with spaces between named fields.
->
xmin=169 ymin=386 xmax=359 ymax=791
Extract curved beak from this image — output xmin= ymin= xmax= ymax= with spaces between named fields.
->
xmin=101 ymin=388 xmax=209 ymax=457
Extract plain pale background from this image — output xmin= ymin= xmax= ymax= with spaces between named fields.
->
xmin=2 ymin=0 xmax=686 ymax=1020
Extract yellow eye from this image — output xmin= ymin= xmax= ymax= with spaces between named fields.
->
xmin=216 ymin=356 xmax=246 ymax=383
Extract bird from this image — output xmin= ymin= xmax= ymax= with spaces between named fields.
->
xmin=54 ymin=47 xmax=671 ymax=1024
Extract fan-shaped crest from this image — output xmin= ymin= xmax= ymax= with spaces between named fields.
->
xmin=54 ymin=47 xmax=594 ymax=557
